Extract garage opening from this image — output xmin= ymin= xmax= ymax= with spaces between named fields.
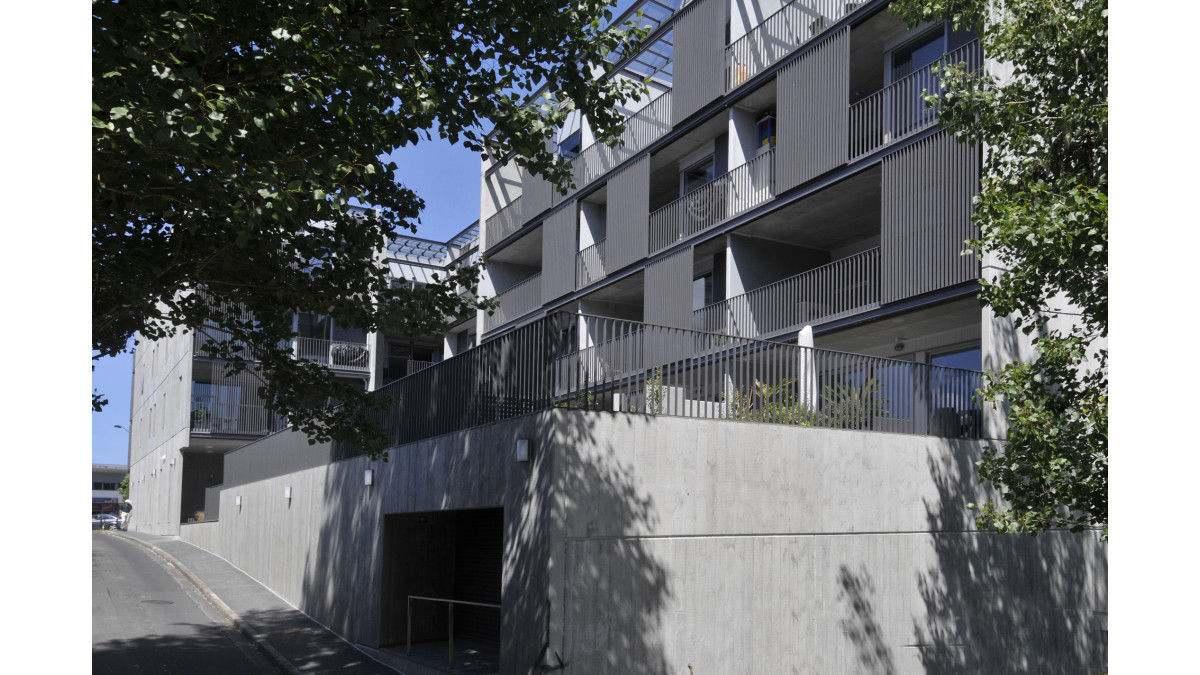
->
xmin=380 ymin=508 xmax=503 ymax=671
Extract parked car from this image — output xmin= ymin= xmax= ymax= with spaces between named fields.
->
xmin=92 ymin=513 xmax=119 ymax=530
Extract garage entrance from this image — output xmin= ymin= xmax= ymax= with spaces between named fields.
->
xmin=380 ymin=508 xmax=503 ymax=664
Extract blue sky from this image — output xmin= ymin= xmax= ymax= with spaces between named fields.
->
xmin=90 ymin=138 xmax=481 ymax=465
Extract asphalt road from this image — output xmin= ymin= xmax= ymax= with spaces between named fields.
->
xmin=92 ymin=532 xmax=282 ymax=675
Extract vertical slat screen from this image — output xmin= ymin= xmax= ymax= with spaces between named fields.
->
xmin=541 ymin=204 xmax=578 ymax=304
xmin=521 ymin=165 xmax=555 ymax=225
xmin=606 ymin=155 xmax=650 ymax=271
xmin=881 ymin=131 xmax=981 ymax=303
xmin=644 ymin=247 xmax=694 ymax=330
xmin=671 ymin=0 xmax=729 ymax=126
xmin=776 ymin=27 xmax=849 ymax=192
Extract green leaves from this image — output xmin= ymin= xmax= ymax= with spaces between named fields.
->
xmin=93 ymin=0 xmax=646 ymax=454
xmin=892 ymin=0 xmax=1107 ymax=536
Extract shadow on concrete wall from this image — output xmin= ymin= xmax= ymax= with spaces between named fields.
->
xmin=543 ymin=412 xmax=671 ymax=674
xmin=837 ymin=565 xmax=896 ymax=675
xmin=910 ymin=446 xmax=1107 ymax=674
xmin=291 ymin=409 xmax=672 ymax=674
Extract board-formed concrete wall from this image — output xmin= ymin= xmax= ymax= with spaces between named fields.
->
xmin=182 ymin=409 xmax=1107 ymax=674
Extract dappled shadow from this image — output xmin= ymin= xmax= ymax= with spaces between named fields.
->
xmin=93 ymin=619 xmax=276 ymax=675
xmin=910 ymin=446 xmax=1107 ymax=673
xmin=295 ymin=408 xmax=671 ymax=674
xmin=837 ymin=565 xmax=896 ymax=675
xmin=535 ymin=411 xmax=671 ymax=674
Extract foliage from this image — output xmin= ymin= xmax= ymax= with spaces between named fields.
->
xmin=891 ymin=0 xmax=1107 ymax=534
xmin=725 ymin=378 xmax=811 ymax=425
xmin=818 ymin=378 xmax=888 ymax=430
xmin=646 ymin=367 xmax=664 ymax=415
xmin=118 ymin=473 xmax=130 ymax=501
xmin=93 ymin=1 xmax=648 ymax=454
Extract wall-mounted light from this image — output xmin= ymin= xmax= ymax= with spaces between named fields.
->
xmin=161 ymin=454 xmax=167 ymax=463
xmin=516 ymin=439 xmax=531 ymax=463
xmin=170 ymin=457 xmax=176 ymax=467
xmin=284 ymin=486 xmax=292 ymax=500
xmin=364 ymin=469 xmax=374 ymax=487
xmin=894 ymin=338 xmax=906 ymax=353
xmin=235 ymin=495 xmax=242 ymax=509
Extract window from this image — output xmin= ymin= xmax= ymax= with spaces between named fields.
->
xmin=931 ymin=346 xmax=981 ymax=371
xmin=890 ymin=29 xmax=947 ymax=134
xmin=681 ymin=156 xmax=715 ymax=196
xmin=557 ymin=130 xmax=582 ymax=159
xmin=891 ymin=31 xmax=945 ymax=80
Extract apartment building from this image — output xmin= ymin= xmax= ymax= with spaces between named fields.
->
xmin=127 ymin=1 xmax=1106 ymax=672
xmin=125 ymin=215 xmax=481 ymax=534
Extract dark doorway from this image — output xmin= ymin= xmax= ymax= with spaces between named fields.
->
xmin=380 ymin=508 xmax=503 ymax=651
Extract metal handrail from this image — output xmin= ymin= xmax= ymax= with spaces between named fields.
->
xmin=726 ymin=0 xmax=842 ymax=89
xmin=483 ymin=272 xmax=543 ymax=333
xmin=341 ymin=311 xmax=985 ymax=460
xmin=576 ymin=238 xmax=608 ymax=288
xmin=693 ymin=247 xmax=881 ymax=336
xmin=406 ymin=595 xmax=502 ymax=668
xmin=484 ymin=196 xmax=524 ymax=251
xmin=649 ymin=148 xmax=775 ymax=252
xmin=849 ymin=39 xmax=982 ymax=160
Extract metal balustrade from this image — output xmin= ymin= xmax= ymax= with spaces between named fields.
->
xmin=649 ymin=148 xmax=775 ymax=253
xmin=693 ymin=247 xmax=880 ymax=336
xmin=849 ymin=39 xmax=982 ymax=160
xmin=726 ymin=0 xmax=844 ymax=89
xmin=483 ymin=196 xmax=523 ymax=251
xmin=190 ymin=376 xmax=286 ymax=437
xmin=342 ymin=311 xmax=984 ymax=457
xmin=406 ymin=596 xmax=502 ymax=669
xmin=567 ymin=90 xmax=674 ymax=196
xmin=295 ymin=337 xmax=371 ymax=371
xmin=482 ymin=273 xmax=543 ymax=333
xmin=576 ymin=238 xmax=608 ymax=288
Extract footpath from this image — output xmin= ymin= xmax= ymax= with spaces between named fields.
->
xmin=110 ymin=529 xmax=399 ymax=674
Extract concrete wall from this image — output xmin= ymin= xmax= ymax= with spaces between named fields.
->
xmin=184 ymin=410 xmax=1106 ymax=674
xmin=128 ymin=327 xmax=193 ymax=535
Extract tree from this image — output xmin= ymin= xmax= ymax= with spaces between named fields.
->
xmin=890 ymin=0 xmax=1107 ymax=535
xmin=93 ymin=1 xmax=648 ymax=453
xmin=118 ymin=474 xmax=130 ymax=501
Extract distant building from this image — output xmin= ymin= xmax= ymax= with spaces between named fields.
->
xmin=92 ymin=463 xmax=126 ymax=516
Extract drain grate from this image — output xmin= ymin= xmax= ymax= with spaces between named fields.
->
xmin=141 ymin=599 xmax=174 ymax=605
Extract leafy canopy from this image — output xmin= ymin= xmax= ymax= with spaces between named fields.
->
xmin=892 ymin=0 xmax=1107 ymax=535
xmin=93 ymin=0 xmax=648 ymax=452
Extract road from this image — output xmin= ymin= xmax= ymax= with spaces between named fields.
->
xmin=92 ymin=532 xmax=281 ymax=675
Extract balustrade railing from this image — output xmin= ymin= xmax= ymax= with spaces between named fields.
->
xmin=482 ymin=273 xmax=543 ymax=333
xmin=726 ymin=0 xmax=843 ymax=89
xmin=342 ymin=311 xmax=984 ymax=457
xmin=576 ymin=238 xmax=608 ymax=288
xmin=693 ymin=247 xmax=880 ymax=337
xmin=649 ymin=148 xmax=775 ymax=253
xmin=567 ymin=90 xmax=673 ymax=195
xmin=483 ymin=196 xmax=524 ymax=251
xmin=295 ymin=337 xmax=371 ymax=371
xmin=849 ymin=39 xmax=982 ymax=160
xmin=190 ymin=379 xmax=285 ymax=437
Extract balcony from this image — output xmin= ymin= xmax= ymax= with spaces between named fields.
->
xmin=576 ymin=239 xmax=608 ymax=288
xmin=849 ymin=39 xmax=982 ymax=161
xmin=727 ymin=0 xmax=847 ymax=90
xmin=567 ymin=90 xmax=674 ymax=196
xmin=693 ymin=247 xmax=880 ymax=337
xmin=296 ymin=338 xmax=371 ymax=372
xmin=483 ymin=195 xmax=523 ymax=251
xmin=483 ymin=273 xmax=543 ymax=333
xmin=190 ymin=376 xmax=284 ymax=438
xmin=346 ymin=311 xmax=984 ymax=455
xmin=649 ymin=147 xmax=775 ymax=253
